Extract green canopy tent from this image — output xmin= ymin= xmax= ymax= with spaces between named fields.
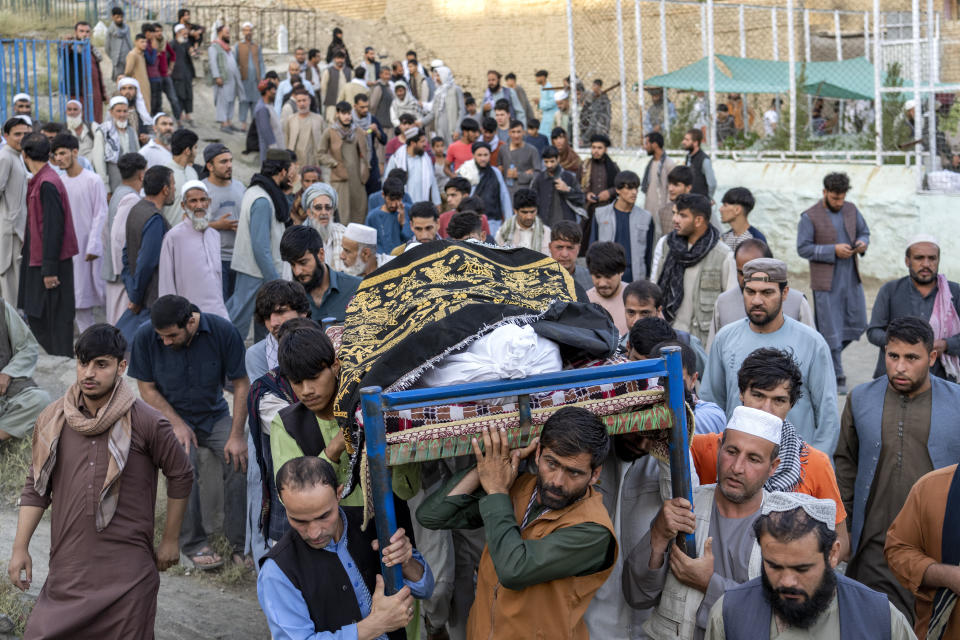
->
xmin=645 ymin=55 xmax=876 ymax=101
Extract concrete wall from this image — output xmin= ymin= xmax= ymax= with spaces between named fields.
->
xmin=608 ymin=152 xmax=953 ymax=284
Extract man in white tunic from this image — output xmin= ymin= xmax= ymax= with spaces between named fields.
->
xmin=159 ymin=181 xmax=228 ymax=319
xmin=0 ymin=117 xmax=30 ymax=304
xmin=51 ymin=132 xmax=106 ymax=333
xmin=208 ymin=25 xmax=245 ymax=133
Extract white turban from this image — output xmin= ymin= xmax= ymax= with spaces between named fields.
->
xmin=115 ymin=77 xmax=153 ymax=126
xmin=13 ymin=93 xmax=30 ymax=104
xmin=181 ymin=179 xmax=208 ymax=199
xmin=109 ymin=95 xmax=128 ymax=109
xmin=344 ymin=223 xmax=377 ymax=246
xmin=241 ymin=21 xmax=253 ymax=29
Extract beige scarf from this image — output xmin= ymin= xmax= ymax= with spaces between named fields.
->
xmin=33 ymin=378 xmax=136 ymax=531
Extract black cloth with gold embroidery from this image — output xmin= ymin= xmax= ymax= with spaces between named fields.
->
xmin=334 ymin=239 xmax=616 ymax=495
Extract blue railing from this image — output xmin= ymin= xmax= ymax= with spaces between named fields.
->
xmin=0 ymin=39 xmax=93 ymax=125
xmin=360 ymin=347 xmax=696 ymax=593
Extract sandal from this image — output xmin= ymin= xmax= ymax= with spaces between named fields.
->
xmin=186 ymin=548 xmax=223 ymax=571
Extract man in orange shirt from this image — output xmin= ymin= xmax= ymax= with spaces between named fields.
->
xmin=690 ymin=346 xmax=851 ymax=561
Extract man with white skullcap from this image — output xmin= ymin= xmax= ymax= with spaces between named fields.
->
xmin=624 ymin=405 xmax=782 ymax=640
xmin=138 ymin=112 xmax=174 ymax=169
xmin=705 ymin=493 xmax=915 ymax=639
xmin=383 ymin=126 xmax=441 ymax=207
xmin=99 ymin=95 xmax=140 ymax=192
xmin=12 ymin=93 xmax=31 ymax=117
xmin=867 ymin=233 xmax=960 ymax=381
xmin=339 ymin=222 xmax=389 ymax=277
xmin=158 ymin=180 xmax=228 ymax=319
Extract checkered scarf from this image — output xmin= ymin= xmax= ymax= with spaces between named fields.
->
xmin=764 ymin=419 xmax=808 ymax=493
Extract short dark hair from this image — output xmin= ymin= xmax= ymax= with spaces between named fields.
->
xmin=382 ymin=178 xmax=405 ymax=200
xmin=535 ymin=69 xmax=548 ymax=78
xmin=117 ymin=152 xmax=147 ymax=180
xmin=143 ymin=165 xmax=173 ymax=196
xmin=171 ymin=128 xmax=198 ymax=156
xmin=278 ymin=325 xmax=337 ymax=384
xmin=150 ymin=295 xmax=193 ymax=329
xmin=134 ymin=33 xmax=146 ymax=41
xmin=648 ymin=340 xmax=696 ymax=376
xmin=464 ymin=96 xmax=476 ymax=106
xmin=528 ymin=117 xmax=541 ymax=129
xmin=335 ymin=100 xmax=352 ymax=113
xmin=585 ymin=242 xmax=626 ymax=277
xmin=645 ymin=131 xmax=665 ymax=148
xmin=386 ymin=168 xmax=408 ymax=183
xmin=112 ymin=6 xmax=124 ymax=16
xmin=354 ymin=92 xmax=369 ymax=105
xmin=539 ymin=406 xmax=610 ymax=469
xmin=686 ymin=128 xmax=703 ymax=143
xmin=275 ymin=456 xmax=338 ymax=498
xmin=666 ymin=165 xmax=694 ymax=186
xmin=308 ymin=48 xmax=320 ymax=59
xmin=353 ymin=65 xmax=366 ymax=80
xmin=823 ymin=172 xmax=850 ymax=194
xmin=512 ymin=188 xmax=538 ymax=210
xmin=447 ymin=211 xmax=483 ymax=240
xmin=41 ymin=121 xmax=64 ymax=135
xmin=505 ymin=72 xmax=516 ymax=81
xmin=3 ymin=117 xmax=31 ymax=135
xmin=494 ymin=98 xmax=510 ymax=113
xmin=259 ymin=79 xmax=276 ymax=96
xmin=254 ymin=280 xmax=310 ymax=325
xmin=737 ymin=347 xmax=804 ymax=407
xmin=721 ymin=187 xmax=755 ymax=214
xmin=509 ymin=119 xmax=523 ymax=131
xmin=409 ymin=201 xmax=438 ymax=221
xmin=398 ymin=113 xmax=417 ymax=126
xmin=445 ymin=177 xmax=471 ymax=195
xmin=542 ymin=145 xmax=560 ymax=160
xmin=614 ymin=170 xmax=640 ymax=190
xmin=481 ymin=117 xmax=497 ymax=133
xmin=885 ymin=316 xmax=934 ymax=352
xmin=75 ymin=323 xmax=126 ymax=363
xmin=550 ymin=127 xmax=567 ymax=141
xmin=550 ymin=220 xmax=581 ymax=245
xmin=589 ymin=133 xmax=611 ymax=147
xmin=460 ymin=117 xmax=479 ymax=133
xmin=457 ymin=195 xmax=484 ymax=215
xmin=675 ymin=193 xmax=711 ymax=221
xmin=262 ymin=152 xmax=291 ymax=178
xmin=487 ymin=69 xmax=502 ymax=79
xmin=280 ymin=224 xmax=323 ymax=264
xmin=177 ymin=8 xmax=189 ymax=19
xmin=50 ymin=132 xmax=79 ymax=153
xmin=734 ymin=238 xmax=773 ymax=260
xmin=21 ymin=134 xmax=50 ymax=162
xmin=753 ymin=506 xmax=837 ymax=562
xmin=628 ymin=317 xmax=676 ymax=356
xmin=623 ymin=280 xmax=662 ymax=307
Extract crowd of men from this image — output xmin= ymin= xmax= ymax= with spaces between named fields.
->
xmin=0 ymin=9 xmax=958 ymax=640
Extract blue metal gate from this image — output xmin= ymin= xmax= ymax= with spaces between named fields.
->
xmin=0 ymin=39 xmax=94 ymax=125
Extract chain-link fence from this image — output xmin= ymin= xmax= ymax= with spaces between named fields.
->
xmin=566 ymin=0 xmax=954 ymax=179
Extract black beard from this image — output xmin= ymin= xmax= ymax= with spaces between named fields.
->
xmin=824 ymin=200 xmax=843 ymax=213
xmin=909 ymin=269 xmax=936 ymax=285
xmin=761 ymin=563 xmax=837 ymax=630
xmin=300 ymin=254 xmax=324 ymax=292
xmin=535 ymin=472 xmax=587 ymax=510
xmin=221 ymin=36 xmax=231 ymax=44
xmin=749 ymin=303 xmax=782 ymax=327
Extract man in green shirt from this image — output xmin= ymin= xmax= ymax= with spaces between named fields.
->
xmin=271 ymin=323 xmax=419 ymax=506
xmin=416 ymin=407 xmax=617 ymax=638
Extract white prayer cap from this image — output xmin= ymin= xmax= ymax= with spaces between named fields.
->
xmin=181 ymin=179 xmax=208 ymax=198
xmin=344 ymin=222 xmax=377 ymax=246
xmin=430 ymin=59 xmax=444 ymax=69
xmin=117 ymin=77 xmax=138 ymax=89
xmin=66 ymin=99 xmax=82 ymax=108
xmin=241 ymin=21 xmax=253 ymax=29
xmin=109 ymin=95 xmax=128 ymax=109
xmin=761 ymin=492 xmax=836 ymax=531
xmin=14 ymin=115 xmax=32 ymax=127
xmin=555 ymin=90 xmax=569 ymax=101
xmin=153 ymin=111 xmax=168 ymax=122
xmin=405 ymin=126 xmax=420 ymax=138
xmin=173 ymin=24 xmax=186 ymax=33
xmin=906 ymin=233 xmax=939 ymax=250
xmin=724 ymin=405 xmax=782 ymax=445
xmin=13 ymin=92 xmax=30 ymax=104
xmin=904 ymin=99 xmax=917 ymax=112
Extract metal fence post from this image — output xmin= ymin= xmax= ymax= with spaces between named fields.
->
xmin=662 ymin=346 xmax=696 ymax=556
xmin=911 ymin=0 xmax=923 ymax=172
xmin=864 ymin=11 xmax=871 ymax=61
xmin=927 ymin=0 xmax=936 ymax=170
xmin=634 ymin=0 xmax=644 ymax=138
xmin=659 ymin=0 xmax=669 ymax=142
xmin=771 ymin=7 xmax=779 ymax=61
xmin=565 ymin=0 xmax=579 ymax=148
xmin=787 ymin=0 xmax=796 ymax=153
xmin=616 ymin=0 xmax=628 ymax=148
xmin=707 ymin=0 xmax=716 ymax=151
xmin=834 ymin=10 xmax=843 ymax=61
xmin=874 ymin=0 xmax=882 ymax=166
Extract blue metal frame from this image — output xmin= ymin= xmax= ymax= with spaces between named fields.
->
xmin=360 ymin=346 xmax=695 ymax=594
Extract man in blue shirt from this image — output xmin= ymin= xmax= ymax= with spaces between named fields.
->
xmin=280 ymin=225 xmax=361 ymax=323
xmin=258 ymin=456 xmax=434 ymax=639
xmin=365 ymin=178 xmax=412 ymax=254
xmin=129 ymin=294 xmax=250 ymax=570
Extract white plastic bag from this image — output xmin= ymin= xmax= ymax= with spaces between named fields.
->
xmin=420 ymin=323 xmax=562 ymax=388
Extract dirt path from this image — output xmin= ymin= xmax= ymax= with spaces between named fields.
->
xmin=0 ymin=508 xmax=269 ymax=639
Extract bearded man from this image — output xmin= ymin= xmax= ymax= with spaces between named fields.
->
xmin=158 ymin=181 xmax=228 ymax=319
xmin=319 ymin=101 xmax=369 ymax=225
xmin=417 ymin=407 xmax=617 ymax=639
xmin=8 ymin=323 xmax=192 ymax=638
xmin=339 ymin=222 xmax=387 ymax=277
xmin=705 ymin=493 xmax=914 ymax=639
xmin=279 ymin=224 xmax=361 ymax=323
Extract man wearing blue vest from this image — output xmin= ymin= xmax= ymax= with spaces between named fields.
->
xmin=835 ymin=316 xmax=960 ymax=621
xmin=705 ymin=492 xmax=915 ymax=639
